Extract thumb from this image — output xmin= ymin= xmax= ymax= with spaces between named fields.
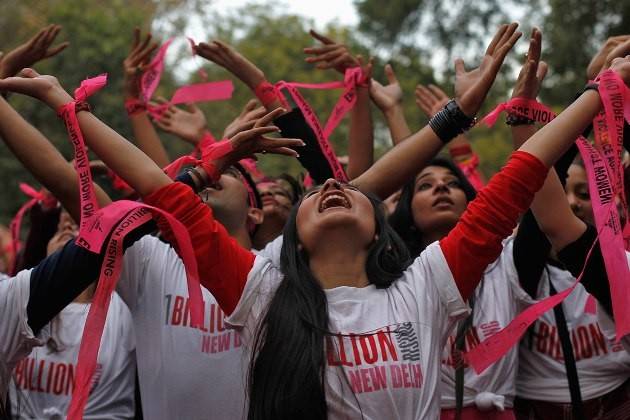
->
xmin=454 ymin=58 xmax=466 ymax=75
xmin=20 ymin=68 xmax=41 ymax=78
xmin=384 ymin=64 xmax=398 ymax=84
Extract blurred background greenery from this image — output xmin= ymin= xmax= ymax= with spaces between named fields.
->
xmin=0 ymin=0 xmax=628 ymax=223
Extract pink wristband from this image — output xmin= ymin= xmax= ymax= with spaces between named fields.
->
xmin=254 ymin=81 xmax=280 ymax=107
xmin=125 ymin=98 xmax=147 ymax=116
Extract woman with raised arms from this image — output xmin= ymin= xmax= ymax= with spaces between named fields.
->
xmin=3 ymin=22 xmax=628 ymax=420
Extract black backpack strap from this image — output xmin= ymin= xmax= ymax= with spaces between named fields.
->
xmin=548 ymin=274 xmax=585 ymax=420
xmin=455 ymin=295 xmax=475 ymax=420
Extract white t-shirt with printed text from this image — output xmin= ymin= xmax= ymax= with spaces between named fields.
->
xmin=10 ymin=293 xmax=136 ymax=419
xmin=117 ymin=236 xmax=247 ymax=420
xmin=440 ymin=238 xmax=533 ymax=409
xmin=517 ymin=262 xmax=630 ymax=402
xmin=1 ymin=269 xmax=49 ymax=408
xmin=229 ymin=241 xmax=469 ymax=420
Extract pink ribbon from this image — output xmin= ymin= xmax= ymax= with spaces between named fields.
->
xmin=148 ymin=80 xmax=234 ymax=120
xmin=139 ymin=38 xmax=234 ymax=120
xmin=584 ymin=295 xmax=597 ymax=315
xmin=465 ymin=236 xmax=598 ymax=373
xmin=161 ymin=139 xmax=234 ymax=180
xmin=580 ymin=70 xmax=630 ymax=339
xmin=8 ymin=184 xmax=57 ymax=275
xmin=275 ymin=67 xmax=368 ymax=182
xmin=465 ymin=76 xmax=630 ymax=372
xmin=481 ymin=97 xmax=557 ymax=127
xmin=456 ymin=154 xmax=485 ymax=191
xmin=56 ymin=75 xmax=204 ymax=420
xmin=140 ymin=38 xmax=174 ymax=103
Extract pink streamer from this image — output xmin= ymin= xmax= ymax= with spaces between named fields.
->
xmin=56 ymin=75 xmax=204 ymax=420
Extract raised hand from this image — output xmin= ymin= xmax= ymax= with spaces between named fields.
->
xmin=123 ymin=28 xmax=158 ymax=99
xmin=454 ymin=22 xmax=522 ymax=116
xmin=195 ymin=40 xmax=265 ymax=90
xmin=303 ymin=29 xmax=360 ymax=74
xmin=512 ymin=28 xmax=547 ymax=99
xmin=212 ymin=108 xmax=304 ymax=173
xmin=415 ymin=84 xmax=450 ymax=118
xmin=0 ymin=24 xmax=69 ymax=78
xmin=152 ymin=99 xmax=208 ymax=145
xmin=222 ymin=99 xmax=267 ymax=139
xmin=0 ymin=68 xmax=72 ymax=109
xmin=609 ymin=56 xmax=630 ymax=86
xmin=587 ymin=35 xmax=630 ymax=80
xmin=369 ymin=64 xmax=403 ymax=113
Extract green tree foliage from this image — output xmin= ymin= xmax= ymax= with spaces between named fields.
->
xmin=0 ymin=0 xmax=187 ymax=223
xmin=355 ymin=0 xmax=630 ymax=175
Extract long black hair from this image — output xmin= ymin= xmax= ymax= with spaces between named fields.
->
xmin=389 ymin=157 xmax=476 ymax=257
xmin=247 ymin=191 xmax=410 ymax=420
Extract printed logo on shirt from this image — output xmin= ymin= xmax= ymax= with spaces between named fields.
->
xmin=164 ymin=294 xmax=242 ymax=354
xmin=530 ymin=320 xmax=624 ymax=361
xmin=326 ymin=323 xmax=423 ymax=394
xmin=442 ymin=321 xmax=502 ymax=367
xmin=13 ymin=357 xmax=102 ymax=396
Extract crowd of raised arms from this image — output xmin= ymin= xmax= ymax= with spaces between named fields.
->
xmin=0 ymin=19 xmax=630 ymax=420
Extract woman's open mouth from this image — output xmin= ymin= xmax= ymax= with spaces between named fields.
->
xmin=319 ymin=191 xmax=351 ymax=212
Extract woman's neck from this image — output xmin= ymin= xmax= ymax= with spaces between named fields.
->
xmin=308 ymin=243 xmax=369 ymax=289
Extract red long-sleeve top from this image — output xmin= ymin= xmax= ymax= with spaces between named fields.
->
xmin=144 ymin=151 xmax=548 ymax=314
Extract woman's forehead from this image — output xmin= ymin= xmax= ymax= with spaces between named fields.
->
xmin=416 ymin=165 xmax=456 ymax=181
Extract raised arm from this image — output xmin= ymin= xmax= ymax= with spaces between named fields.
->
xmin=440 ymin=54 xmax=630 ymax=301
xmin=353 ymin=23 xmax=522 ymax=199
xmin=0 ymin=24 xmax=68 ymax=79
xmin=0 ymin=71 xmax=303 ymax=313
xmin=303 ymin=31 xmax=374 ymax=178
xmin=0 ymin=95 xmax=110 ymax=222
xmin=415 ymin=82 xmax=486 ymax=189
xmin=122 ymin=28 xmax=169 ymax=168
xmin=195 ymin=40 xmax=284 ymax=112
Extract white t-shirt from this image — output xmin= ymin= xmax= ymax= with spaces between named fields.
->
xmin=228 ymin=241 xmax=469 ymax=420
xmin=597 ymin=306 xmax=630 ymax=355
xmin=517 ymin=263 xmax=630 ymax=402
xmin=440 ymin=238 xmax=533 ymax=409
xmin=10 ymin=293 xmax=136 ymax=419
xmin=117 ymin=236 xmax=247 ymax=420
xmin=0 ymin=269 xmax=49 ymax=408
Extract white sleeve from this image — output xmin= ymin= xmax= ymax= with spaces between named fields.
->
xmin=403 ymin=242 xmax=470 ymax=343
xmin=225 ymin=256 xmax=282 ymax=345
xmin=0 ymin=269 xmax=48 ymax=401
xmin=254 ymin=235 xmax=283 ymax=267
xmin=116 ymin=236 xmax=164 ymax=312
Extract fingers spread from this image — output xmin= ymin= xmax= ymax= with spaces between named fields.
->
xmin=255 ymin=108 xmax=285 ymax=127
xmin=309 ymin=29 xmax=335 ymax=45
xmin=486 ymin=24 xmax=508 ymax=56
xmin=44 ymin=42 xmax=69 ymax=58
xmin=427 ymin=84 xmax=448 ymax=100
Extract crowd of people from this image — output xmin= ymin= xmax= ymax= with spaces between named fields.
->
xmin=0 ymin=19 xmax=630 ymax=420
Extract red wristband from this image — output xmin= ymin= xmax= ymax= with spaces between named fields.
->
xmin=254 ymin=81 xmax=280 ymax=107
xmin=449 ymin=144 xmax=473 ymax=158
xmin=125 ymin=98 xmax=147 ymax=116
